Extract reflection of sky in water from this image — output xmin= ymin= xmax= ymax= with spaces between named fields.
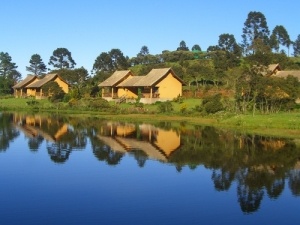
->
xmin=0 ymin=113 xmax=299 ymax=225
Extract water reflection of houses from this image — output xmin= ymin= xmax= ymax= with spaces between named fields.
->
xmin=97 ymin=122 xmax=181 ymax=162
xmin=13 ymin=114 xmax=68 ymax=142
xmin=12 ymin=114 xmax=84 ymax=163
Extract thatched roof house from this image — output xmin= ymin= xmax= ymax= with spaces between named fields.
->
xmin=12 ymin=73 xmax=69 ymax=98
xmin=12 ymin=75 xmax=39 ymax=97
xmin=100 ymin=68 xmax=184 ymax=103
xmin=25 ymin=73 xmax=69 ymax=98
xmin=267 ymin=63 xmax=300 ymax=79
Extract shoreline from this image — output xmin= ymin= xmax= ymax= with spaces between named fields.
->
xmin=1 ymin=98 xmax=300 ymax=139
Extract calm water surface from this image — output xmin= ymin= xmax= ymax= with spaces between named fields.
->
xmin=0 ymin=112 xmax=299 ymax=225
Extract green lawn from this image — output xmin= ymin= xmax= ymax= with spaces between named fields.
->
xmin=0 ymin=97 xmax=51 ymax=110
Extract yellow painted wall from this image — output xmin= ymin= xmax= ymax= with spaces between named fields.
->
xmin=156 ymin=73 xmax=182 ymax=98
xmin=118 ymin=88 xmax=138 ymax=98
xmin=118 ymin=88 xmax=126 ymax=97
xmin=54 ymin=77 xmax=69 ymax=93
xmin=27 ymin=88 xmax=36 ymax=96
xmin=117 ymin=75 xmax=137 ymax=98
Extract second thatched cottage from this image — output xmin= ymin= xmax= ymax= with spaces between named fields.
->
xmin=99 ymin=68 xmax=184 ymax=104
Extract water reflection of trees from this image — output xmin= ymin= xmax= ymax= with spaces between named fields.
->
xmin=90 ymin=134 xmax=124 ymax=166
xmin=3 ymin=113 xmax=300 ymax=213
xmin=0 ymin=113 xmax=19 ymax=151
xmin=169 ymin=125 xmax=300 ymax=213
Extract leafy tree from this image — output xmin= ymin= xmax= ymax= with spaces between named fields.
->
xmin=293 ymin=34 xmax=300 ymax=57
xmin=244 ymin=39 xmax=272 ymax=66
xmin=132 ymin=46 xmax=156 ymax=65
xmin=206 ymin=36 xmax=241 ymax=79
xmin=192 ymin=44 xmax=201 ymax=51
xmin=42 ymin=81 xmax=65 ymax=102
xmin=139 ymin=45 xmax=149 ymax=56
xmin=207 ymin=45 xmax=220 ymax=52
xmin=218 ymin=33 xmax=241 ymax=56
xmin=93 ymin=52 xmax=113 ymax=73
xmin=53 ymin=67 xmax=89 ymax=86
xmin=52 ymin=67 xmax=90 ymax=99
xmin=160 ymin=50 xmax=194 ymax=62
xmin=269 ymin=25 xmax=291 ymax=54
xmin=92 ymin=49 xmax=129 ymax=74
xmin=0 ymin=52 xmax=21 ymax=95
xmin=186 ymin=61 xmax=215 ymax=87
xmin=110 ymin=48 xmax=129 ymax=70
xmin=0 ymin=52 xmax=19 ymax=79
xmin=241 ymin=11 xmax=270 ymax=55
xmin=177 ymin=40 xmax=189 ymax=51
xmin=26 ymin=54 xmax=47 ymax=76
xmin=49 ymin=48 xmax=76 ymax=69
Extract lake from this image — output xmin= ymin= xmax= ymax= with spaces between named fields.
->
xmin=0 ymin=112 xmax=299 ymax=225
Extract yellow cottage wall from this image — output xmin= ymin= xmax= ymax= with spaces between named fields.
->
xmin=118 ymin=88 xmax=138 ymax=98
xmin=156 ymin=73 xmax=182 ymax=98
xmin=117 ymin=75 xmax=137 ymax=98
xmin=27 ymin=88 xmax=36 ymax=96
xmin=54 ymin=77 xmax=69 ymax=93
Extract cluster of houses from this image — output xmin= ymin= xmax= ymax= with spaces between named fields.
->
xmin=12 ymin=64 xmax=300 ymax=103
xmin=13 ymin=67 xmax=184 ymax=103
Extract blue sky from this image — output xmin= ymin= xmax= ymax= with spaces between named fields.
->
xmin=1 ymin=0 xmax=299 ymax=78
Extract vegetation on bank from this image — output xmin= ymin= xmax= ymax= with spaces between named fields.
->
xmin=1 ymin=96 xmax=300 ymax=139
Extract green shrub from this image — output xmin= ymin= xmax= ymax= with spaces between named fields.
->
xmin=135 ymin=102 xmax=144 ymax=108
xmin=63 ymin=94 xmax=72 ymax=102
xmin=68 ymin=98 xmax=79 ymax=108
xmin=88 ymin=98 xmax=110 ymax=110
xmin=157 ymin=101 xmax=173 ymax=113
xmin=43 ymin=81 xmax=65 ymax=102
xmin=26 ymin=100 xmax=39 ymax=106
xmin=201 ymin=94 xmax=224 ymax=114
xmin=180 ymin=103 xmax=187 ymax=113
xmin=173 ymin=95 xmax=184 ymax=103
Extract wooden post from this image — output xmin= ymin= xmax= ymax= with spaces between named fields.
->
xmin=102 ymin=88 xmax=104 ymax=97
xmin=150 ymin=87 xmax=152 ymax=99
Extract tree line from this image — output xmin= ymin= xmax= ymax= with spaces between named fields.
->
xmin=1 ymin=11 xmax=300 ymax=113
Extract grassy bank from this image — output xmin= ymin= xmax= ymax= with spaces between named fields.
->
xmin=1 ymin=97 xmax=300 ymax=138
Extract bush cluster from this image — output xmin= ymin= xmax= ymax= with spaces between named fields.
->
xmin=67 ymin=97 xmax=120 ymax=113
xmin=195 ymin=94 xmax=224 ymax=114
xmin=157 ymin=101 xmax=173 ymax=113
